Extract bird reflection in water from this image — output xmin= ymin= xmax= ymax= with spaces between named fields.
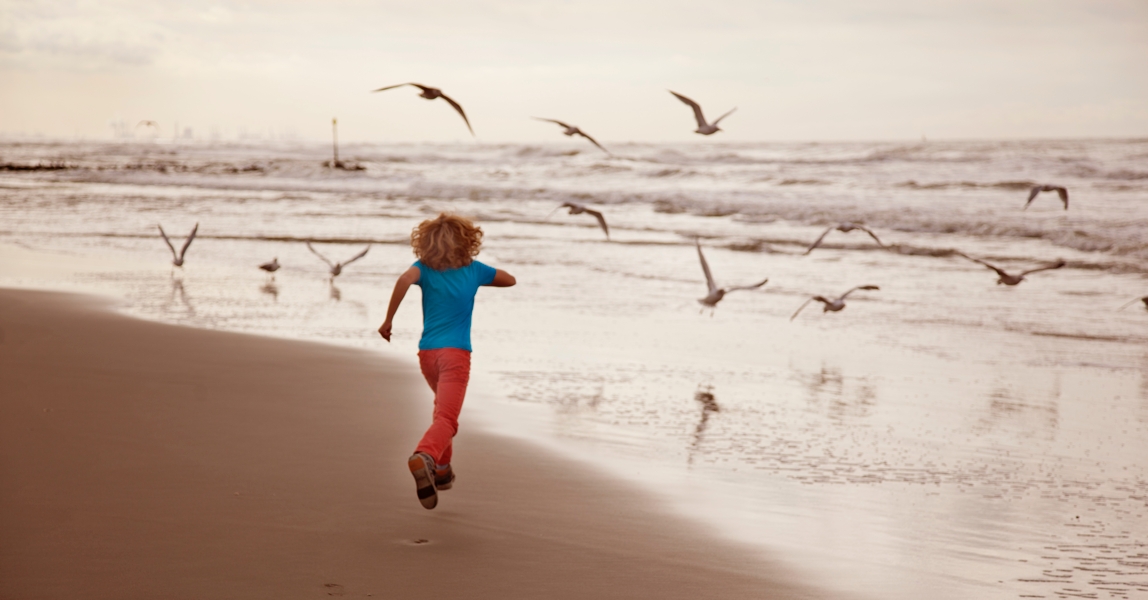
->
xmin=1139 ymin=354 xmax=1148 ymax=420
xmin=688 ymin=384 xmax=721 ymax=465
xmin=164 ymin=277 xmax=195 ymax=316
xmin=976 ymin=383 xmax=1060 ymax=439
xmin=260 ymin=281 xmax=279 ymax=302
xmin=803 ymin=363 xmax=844 ymax=405
xmin=328 ymin=281 xmax=342 ymax=302
xmin=795 ymin=362 xmax=875 ymax=421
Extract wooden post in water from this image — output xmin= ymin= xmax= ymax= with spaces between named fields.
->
xmin=331 ymin=118 xmax=339 ymax=168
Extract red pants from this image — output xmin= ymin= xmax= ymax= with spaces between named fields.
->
xmin=414 ymin=348 xmax=471 ymax=466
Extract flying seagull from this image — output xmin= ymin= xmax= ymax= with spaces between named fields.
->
xmin=696 ymin=239 xmax=769 ymax=310
xmin=1025 ymin=185 xmax=1069 ymax=210
xmin=669 ymin=91 xmax=736 ymax=136
xmin=259 ymin=257 xmax=280 ymax=279
xmin=803 ymin=223 xmax=886 ymax=255
xmin=158 ymin=223 xmax=198 ymax=268
xmin=371 ymin=83 xmax=473 ymax=136
xmin=957 ymin=253 xmax=1066 ymax=286
xmin=790 ymin=285 xmax=880 ymax=321
xmin=533 ymin=118 xmax=609 ymax=154
xmin=307 ymin=242 xmax=370 ymax=278
xmin=136 ymin=120 xmax=159 ymax=130
xmin=548 ymin=202 xmax=610 ymax=239
xmin=1118 ymin=296 xmax=1148 ymax=311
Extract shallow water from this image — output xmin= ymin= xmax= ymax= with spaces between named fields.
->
xmin=2 ymin=139 xmax=1146 ymax=599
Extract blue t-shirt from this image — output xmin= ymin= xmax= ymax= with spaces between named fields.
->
xmin=414 ymin=260 xmax=498 ymax=351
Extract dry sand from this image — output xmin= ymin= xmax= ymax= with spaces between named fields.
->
xmin=0 ymin=288 xmax=827 ymax=600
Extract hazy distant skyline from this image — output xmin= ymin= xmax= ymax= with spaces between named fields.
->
xmin=1 ymin=0 xmax=1146 ymax=142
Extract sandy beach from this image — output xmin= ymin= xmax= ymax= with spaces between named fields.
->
xmin=0 ymin=287 xmax=824 ymax=599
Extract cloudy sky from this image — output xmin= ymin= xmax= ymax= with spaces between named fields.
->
xmin=1 ymin=0 xmax=1145 ymax=142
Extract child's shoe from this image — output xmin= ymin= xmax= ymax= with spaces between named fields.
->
xmin=434 ymin=464 xmax=455 ymax=490
xmin=407 ymin=452 xmax=437 ymax=509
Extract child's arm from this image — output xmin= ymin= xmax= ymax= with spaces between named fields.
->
xmin=378 ymin=266 xmax=421 ymax=342
xmin=487 ymin=269 xmax=516 ymax=287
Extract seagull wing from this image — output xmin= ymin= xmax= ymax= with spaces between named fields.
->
xmin=1019 ymin=260 xmax=1066 ymax=278
xmin=1118 ymin=297 xmax=1144 ymax=311
xmin=856 ymin=225 xmax=886 ymax=247
xmin=583 ymin=208 xmax=610 ymax=239
xmin=670 ymin=91 xmax=707 ymax=128
xmin=575 ymin=130 xmax=609 ymax=154
xmin=712 ymin=107 xmax=737 ymax=126
xmin=1024 ymin=186 xmax=1040 ymax=209
xmin=341 ymin=245 xmax=371 ymax=267
xmin=803 ymin=226 xmax=836 ymax=255
xmin=371 ymin=83 xmax=416 ymax=93
xmin=724 ymin=278 xmax=769 ymax=293
xmin=534 ymin=117 xmax=572 ymax=129
xmin=157 ymin=225 xmax=178 ymax=259
xmin=957 ymin=252 xmax=1009 ymax=279
xmin=840 ymin=285 xmax=880 ymax=300
xmin=437 ymin=92 xmax=474 ymax=136
xmin=546 ymin=202 xmax=576 ymax=220
xmin=696 ymin=239 xmax=718 ymax=294
xmin=307 ymin=242 xmax=335 ymax=268
xmin=178 ymin=223 xmax=198 ymax=261
xmin=1055 ymin=186 xmax=1068 ymax=209
xmin=790 ymin=298 xmax=816 ymax=321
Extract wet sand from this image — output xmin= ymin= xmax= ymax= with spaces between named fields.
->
xmin=0 ymin=288 xmax=826 ymax=600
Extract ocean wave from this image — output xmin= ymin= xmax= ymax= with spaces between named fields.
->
xmin=5 ymin=139 xmax=1147 ymax=273
xmin=778 ymin=179 xmax=830 ymax=186
xmin=514 ymin=145 xmax=582 ymax=158
xmin=0 ymin=161 xmax=72 ymax=171
xmin=3 ymin=230 xmax=409 ymax=245
xmin=898 ymin=180 xmax=1035 ymax=191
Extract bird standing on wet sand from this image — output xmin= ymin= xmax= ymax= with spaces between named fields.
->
xmin=696 ymin=239 xmax=769 ymax=311
xmin=158 ymin=223 xmax=198 ymax=268
xmin=549 ymin=202 xmax=610 ymax=240
xmin=669 ymin=91 xmax=736 ymax=136
xmin=803 ymin=223 xmax=886 ymax=255
xmin=533 ymin=118 xmax=609 ymax=154
xmin=1025 ymin=185 xmax=1069 ymax=210
xmin=790 ymin=285 xmax=880 ymax=321
xmin=307 ymin=243 xmax=370 ymax=279
xmin=1118 ymin=296 xmax=1148 ymax=311
xmin=371 ymin=83 xmax=474 ymax=136
xmin=259 ymin=257 xmax=280 ymax=279
xmin=957 ymin=253 xmax=1066 ymax=286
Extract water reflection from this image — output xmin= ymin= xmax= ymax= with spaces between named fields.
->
xmin=260 ymin=282 xmax=279 ymax=302
xmin=795 ymin=362 xmax=874 ymax=422
xmin=1140 ymin=353 xmax=1148 ymax=422
xmin=805 ymin=364 xmax=843 ymax=400
xmin=163 ymin=277 xmax=195 ymax=315
xmin=688 ymin=384 xmax=720 ymax=465
xmin=976 ymin=384 xmax=1059 ymax=439
xmin=328 ymin=282 xmax=341 ymax=302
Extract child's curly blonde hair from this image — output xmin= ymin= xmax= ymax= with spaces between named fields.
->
xmin=411 ymin=213 xmax=484 ymax=271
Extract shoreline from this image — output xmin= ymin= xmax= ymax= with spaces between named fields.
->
xmin=0 ymin=287 xmax=829 ymax=599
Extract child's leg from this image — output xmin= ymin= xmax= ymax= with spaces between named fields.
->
xmin=415 ymin=348 xmax=471 ymax=466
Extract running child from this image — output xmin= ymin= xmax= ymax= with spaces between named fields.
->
xmin=377 ymin=213 xmax=516 ymax=509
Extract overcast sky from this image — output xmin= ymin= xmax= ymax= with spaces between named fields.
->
xmin=1 ymin=0 xmax=1146 ymax=142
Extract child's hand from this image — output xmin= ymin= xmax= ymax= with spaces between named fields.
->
xmin=378 ymin=321 xmax=392 ymax=342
